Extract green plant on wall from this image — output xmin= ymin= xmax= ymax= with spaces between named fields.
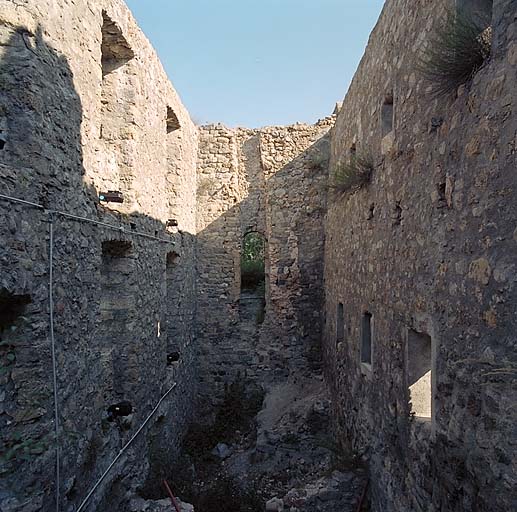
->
xmin=241 ymin=232 xmax=265 ymax=290
xmin=417 ymin=8 xmax=492 ymax=98
xmin=330 ymin=153 xmax=373 ymax=194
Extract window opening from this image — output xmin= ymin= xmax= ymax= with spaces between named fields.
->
xmin=166 ymin=107 xmax=180 ymax=133
xmin=101 ymin=11 xmax=135 ymax=77
xmin=240 ymin=232 xmax=266 ymax=325
xmin=407 ymin=329 xmax=433 ymax=420
xmin=0 ymin=290 xmax=31 ymax=334
xmin=165 ymin=252 xmax=182 ymax=363
xmin=381 ymin=93 xmax=394 ymax=137
xmin=361 ymin=312 xmax=373 ymax=365
xmin=336 ymin=303 xmax=344 ymax=346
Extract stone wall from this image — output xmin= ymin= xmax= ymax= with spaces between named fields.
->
xmin=323 ymin=0 xmax=517 ymax=511
xmin=2 ymin=0 xmax=516 ymax=510
xmin=0 ymin=1 xmax=197 ymax=511
xmin=196 ymin=119 xmax=333 ymax=408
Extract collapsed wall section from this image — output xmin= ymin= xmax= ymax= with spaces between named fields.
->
xmin=0 ymin=1 xmax=197 ymax=511
xmin=323 ymin=0 xmax=517 ymax=510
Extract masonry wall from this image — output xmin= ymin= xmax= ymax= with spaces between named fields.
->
xmin=2 ymin=0 xmax=516 ymax=510
xmin=323 ymin=0 xmax=517 ymax=511
xmin=196 ymin=119 xmax=333 ymax=407
xmin=0 ymin=1 xmax=197 ymax=511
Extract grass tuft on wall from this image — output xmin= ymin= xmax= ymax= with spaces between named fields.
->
xmin=330 ymin=153 xmax=373 ymax=194
xmin=417 ymin=9 xmax=492 ymax=98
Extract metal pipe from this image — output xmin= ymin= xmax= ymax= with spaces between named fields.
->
xmin=76 ymin=382 xmax=178 ymax=512
xmin=49 ymin=214 xmax=61 ymax=512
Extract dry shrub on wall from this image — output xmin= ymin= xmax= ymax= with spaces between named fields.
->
xmin=417 ymin=8 xmax=492 ymax=98
xmin=330 ymin=153 xmax=373 ymax=194
xmin=308 ymin=151 xmax=330 ymax=171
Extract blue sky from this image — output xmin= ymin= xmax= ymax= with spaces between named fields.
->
xmin=125 ymin=0 xmax=385 ymax=128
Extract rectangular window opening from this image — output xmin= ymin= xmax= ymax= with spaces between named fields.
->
xmin=381 ymin=94 xmax=394 ymax=138
xmin=361 ymin=312 xmax=372 ymax=365
xmin=407 ymin=329 xmax=433 ymax=421
xmin=336 ymin=303 xmax=344 ymax=346
xmin=166 ymin=252 xmax=180 ymax=365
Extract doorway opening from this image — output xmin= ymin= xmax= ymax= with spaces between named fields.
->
xmin=240 ymin=232 xmax=266 ymax=325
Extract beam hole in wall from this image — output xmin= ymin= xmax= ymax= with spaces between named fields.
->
xmin=166 ymin=107 xmax=180 ymax=133
xmin=381 ymin=93 xmax=394 ymax=137
xmin=336 ymin=303 xmax=344 ymax=347
xmin=360 ymin=312 xmax=373 ymax=366
xmin=407 ymin=329 xmax=433 ymax=421
xmin=107 ymin=400 xmax=133 ymax=422
xmin=167 ymin=352 xmax=180 ymax=366
xmin=101 ymin=11 xmax=135 ymax=77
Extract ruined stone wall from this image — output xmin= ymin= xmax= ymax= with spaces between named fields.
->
xmin=196 ymin=119 xmax=333 ymax=407
xmin=260 ymin=121 xmax=333 ymax=370
xmin=323 ymin=0 xmax=517 ymax=511
xmin=3 ymin=0 xmax=516 ymax=510
xmin=0 ymin=1 xmax=197 ymax=510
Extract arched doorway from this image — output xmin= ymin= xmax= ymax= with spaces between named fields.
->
xmin=240 ymin=232 xmax=266 ymax=324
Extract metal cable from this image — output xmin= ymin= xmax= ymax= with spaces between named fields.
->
xmin=0 ymin=192 xmax=177 ymax=511
xmin=76 ymin=382 xmax=178 ymax=512
xmin=0 ymin=192 xmax=45 ymax=210
xmin=0 ymin=193 xmax=175 ymax=244
xmin=55 ymin=210 xmax=174 ymax=244
xmin=49 ymin=214 xmax=61 ymax=512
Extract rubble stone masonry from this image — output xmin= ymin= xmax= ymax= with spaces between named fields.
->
xmin=0 ymin=0 xmax=516 ymax=511
xmin=196 ymin=119 xmax=333 ymax=408
xmin=323 ymin=0 xmax=517 ymax=511
xmin=0 ymin=1 xmax=197 ymax=510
